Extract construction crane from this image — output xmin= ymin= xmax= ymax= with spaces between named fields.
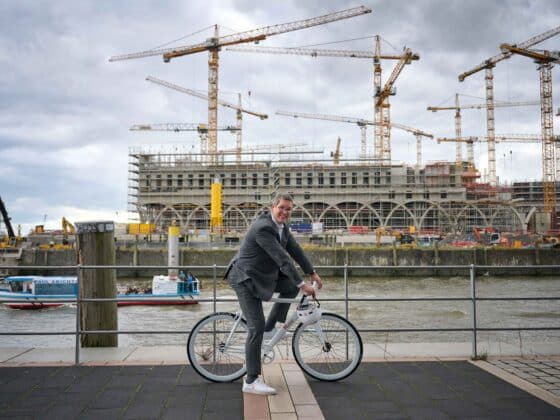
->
xmin=146 ymin=76 xmax=266 ymax=163
xmin=226 ymin=42 xmax=419 ymax=159
xmin=109 ymin=6 xmax=372 ymax=159
xmin=427 ymin=95 xmax=540 ymax=165
xmin=437 ymin=134 xmax=544 ymax=144
xmin=0 ymin=196 xmax=15 ymax=246
xmin=458 ymin=25 xmax=560 ymax=186
xmin=276 ymin=110 xmax=433 ymax=166
xmin=130 ymin=123 xmax=240 ymax=132
xmin=226 ymin=45 xmax=416 ymax=60
xmin=437 ymin=134 xmax=546 ymax=182
xmin=130 ymin=123 xmax=240 ymax=157
xmin=332 ymin=137 xmax=342 ymax=165
xmin=375 ymin=47 xmax=417 ymax=164
xmin=499 ymin=44 xmax=560 ymax=218
xmin=61 ymin=217 xmax=75 ymax=244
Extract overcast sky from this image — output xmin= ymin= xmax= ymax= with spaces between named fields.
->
xmin=1 ymin=0 xmax=559 ymax=234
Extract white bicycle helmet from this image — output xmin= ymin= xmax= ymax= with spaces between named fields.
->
xmin=296 ymin=299 xmax=322 ymax=326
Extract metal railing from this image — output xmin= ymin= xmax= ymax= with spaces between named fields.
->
xmin=0 ymin=264 xmax=559 ymax=364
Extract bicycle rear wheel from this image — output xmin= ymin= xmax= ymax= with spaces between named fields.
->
xmin=292 ymin=312 xmax=362 ymax=381
xmin=187 ymin=312 xmax=248 ymax=382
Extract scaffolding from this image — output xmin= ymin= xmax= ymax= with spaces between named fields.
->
xmin=128 ymin=147 xmax=535 ymax=235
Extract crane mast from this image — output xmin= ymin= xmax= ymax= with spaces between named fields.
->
xmin=458 ymin=25 xmax=560 ymax=186
xmin=109 ymin=6 xmax=371 ymax=159
xmin=375 ymin=47 xmax=416 ymax=164
xmin=373 ymin=36 xmax=383 ymax=163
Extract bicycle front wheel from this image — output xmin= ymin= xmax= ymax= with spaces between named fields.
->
xmin=187 ymin=312 xmax=248 ymax=382
xmin=292 ymin=313 xmax=362 ymax=381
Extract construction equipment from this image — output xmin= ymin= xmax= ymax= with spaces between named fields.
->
xmin=109 ymin=6 xmax=372 ymax=159
xmin=0 ymin=196 xmax=17 ymax=249
xmin=458 ymin=25 xmax=560 ymax=186
xmin=375 ymin=47 xmax=417 ymax=164
xmin=127 ymin=223 xmax=156 ymax=235
xmin=276 ymin=110 xmax=433 ymax=166
xmin=428 ymin=95 xmax=539 ymax=166
xmin=61 ymin=217 xmax=75 ymax=241
xmin=499 ymin=44 xmax=560 ymax=219
xmin=146 ymin=76 xmax=266 ymax=162
xmin=226 ymin=42 xmax=419 ymax=159
xmin=332 ymin=137 xmax=342 ymax=165
xmin=0 ymin=197 xmax=15 ymax=240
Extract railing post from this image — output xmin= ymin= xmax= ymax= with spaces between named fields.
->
xmin=344 ymin=264 xmax=349 ymax=320
xmin=470 ymin=263 xmax=478 ymax=359
xmin=75 ymin=264 xmax=81 ymax=366
xmin=213 ymin=264 xmax=217 ymax=314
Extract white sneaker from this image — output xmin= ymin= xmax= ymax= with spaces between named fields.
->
xmin=242 ymin=377 xmax=277 ymax=395
xmin=263 ymin=327 xmax=290 ymax=342
xmin=262 ymin=329 xmax=277 ymax=341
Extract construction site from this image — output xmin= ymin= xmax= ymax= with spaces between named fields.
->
xmin=3 ymin=6 xmax=560 ymax=250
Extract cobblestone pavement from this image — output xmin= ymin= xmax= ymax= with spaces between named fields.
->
xmin=488 ymin=358 xmax=560 ymax=396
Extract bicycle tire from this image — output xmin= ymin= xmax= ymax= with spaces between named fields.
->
xmin=187 ymin=312 xmax=248 ymax=382
xmin=292 ymin=312 xmax=362 ymax=381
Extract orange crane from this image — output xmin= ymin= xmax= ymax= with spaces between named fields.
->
xmin=458 ymin=25 xmax=560 ymax=186
xmin=226 ymin=41 xmax=419 ymax=159
xmin=499 ymin=44 xmax=560 ymax=218
xmin=427 ymin=95 xmax=540 ymax=165
xmin=109 ymin=6 xmax=372 ymax=159
xmin=276 ymin=110 xmax=433 ymax=166
xmin=145 ymin=76 xmax=267 ymax=163
xmin=375 ymin=46 xmax=417 ymax=164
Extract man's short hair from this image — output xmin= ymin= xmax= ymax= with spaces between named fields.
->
xmin=271 ymin=193 xmax=294 ymax=206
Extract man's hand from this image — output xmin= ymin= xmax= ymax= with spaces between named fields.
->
xmin=300 ymin=283 xmax=316 ymax=296
xmin=310 ymin=271 xmax=323 ymax=289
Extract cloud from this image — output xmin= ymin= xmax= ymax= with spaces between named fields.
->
xmin=1 ymin=0 xmax=559 ymax=234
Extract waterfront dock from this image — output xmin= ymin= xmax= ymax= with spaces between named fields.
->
xmin=1 ymin=344 xmax=558 ymax=419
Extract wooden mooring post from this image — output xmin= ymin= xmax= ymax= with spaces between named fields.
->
xmin=76 ymin=221 xmax=118 ymax=347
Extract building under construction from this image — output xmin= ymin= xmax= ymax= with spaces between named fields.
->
xmin=127 ymin=145 xmax=552 ymax=235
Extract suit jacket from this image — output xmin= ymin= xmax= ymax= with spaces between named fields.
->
xmin=226 ymin=212 xmax=314 ymax=300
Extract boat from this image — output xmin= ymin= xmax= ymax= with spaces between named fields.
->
xmin=0 ymin=275 xmax=200 ymax=310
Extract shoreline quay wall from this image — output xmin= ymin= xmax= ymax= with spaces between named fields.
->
xmin=13 ymin=247 xmax=560 ymax=277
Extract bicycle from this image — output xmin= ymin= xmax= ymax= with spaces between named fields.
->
xmin=187 ymin=290 xmax=363 ymax=382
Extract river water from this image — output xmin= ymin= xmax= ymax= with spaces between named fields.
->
xmin=1 ymin=275 xmax=559 ymax=348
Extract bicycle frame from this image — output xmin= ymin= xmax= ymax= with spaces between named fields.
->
xmin=223 ymin=294 xmax=325 ymax=360
xmin=188 ymin=292 xmax=363 ymax=382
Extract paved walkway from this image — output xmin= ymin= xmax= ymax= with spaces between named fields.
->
xmin=1 ymin=347 xmax=559 ymax=419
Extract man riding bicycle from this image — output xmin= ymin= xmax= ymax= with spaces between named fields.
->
xmin=225 ymin=193 xmax=322 ymax=395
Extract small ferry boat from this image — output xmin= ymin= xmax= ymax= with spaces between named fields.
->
xmin=0 ymin=275 xmax=200 ymax=309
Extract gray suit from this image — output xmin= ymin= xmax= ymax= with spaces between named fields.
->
xmin=226 ymin=212 xmax=314 ymax=380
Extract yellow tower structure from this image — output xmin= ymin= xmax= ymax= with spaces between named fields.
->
xmin=210 ymin=178 xmax=223 ymax=234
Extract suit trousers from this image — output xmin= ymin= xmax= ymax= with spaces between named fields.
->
xmin=230 ymin=278 xmax=299 ymax=379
